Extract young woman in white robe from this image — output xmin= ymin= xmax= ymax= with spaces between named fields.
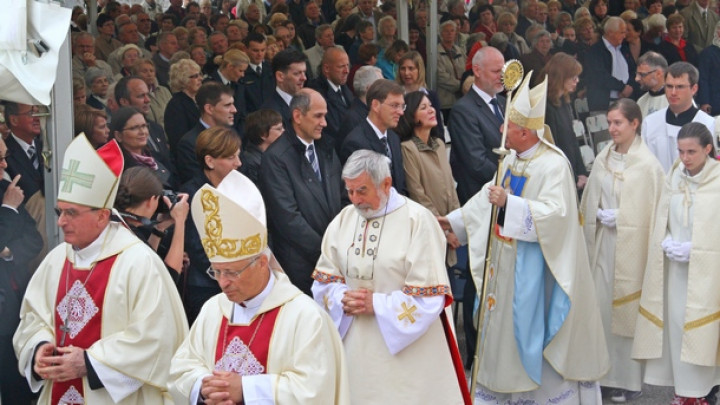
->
xmin=633 ymin=122 xmax=720 ymax=405
xmin=581 ymin=99 xmax=666 ymax=403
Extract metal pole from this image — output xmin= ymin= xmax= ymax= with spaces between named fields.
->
xmin=427 ymin=0 xmax=438 ymax=90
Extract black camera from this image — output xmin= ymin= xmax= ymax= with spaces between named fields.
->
xmin=156 ymin=190 xmax=179 ymax=213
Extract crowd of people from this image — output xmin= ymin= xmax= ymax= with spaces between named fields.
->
xmin=2 ymin=0 xmax=720 ymax=403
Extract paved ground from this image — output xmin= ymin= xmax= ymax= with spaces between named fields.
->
xmin=453 ymin=303 xmax=698 ymax=405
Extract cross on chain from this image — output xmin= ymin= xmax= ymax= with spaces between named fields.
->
xmin=61 ymin=159 xmax=95 ymax=193
xmin=397 ymin=302 xmax=418 ymax=324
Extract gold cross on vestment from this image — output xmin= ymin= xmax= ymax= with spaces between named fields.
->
xmin=323 ymin=295 xmax=330 ymax=310
xmin=397 ymin=302 xmax=417 ymax=324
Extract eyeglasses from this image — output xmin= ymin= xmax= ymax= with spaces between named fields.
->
xmin=0 ymin=152 xmax=9 ymax=162
xmin=206 ymin=256 xmax=260 ymax=280
xmin=666 ymin=83 xmax=691 ymax=91
xmin=54 ymin=207 xmax=99 ymax=219
xmin=382 ymin=102 xmax=407 ymax=111
xmin=636 ymin=69 xmax=657 ymax=78
xmin=188 ymin=73 xmax=201 ymax=79
xmin=123 ymin=123 xmax=149 ymax=132
xmin=12 ymin=109 xmax=42 ymax=117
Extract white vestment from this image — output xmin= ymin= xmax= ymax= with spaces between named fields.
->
xmin=447 ymin=141 xmax=609 ymax=404
xmin=633 ymin=158 xmax=720 ymax=398
xmin=641 ymin=107 xmax=715 ymax=172
xmin=13 ymin=222 xmax=189 ymax=404
xmin=579 ymin=137 xmax=665 ymax=391
xmin=312 ymin=192 xmax=466 ymax=405
xmin=637 ymin=91 xmax=668 ymax=119
xmin=170 ymin=267 xmax=350 ymax=405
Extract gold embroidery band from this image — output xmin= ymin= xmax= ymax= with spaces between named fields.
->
xmin=613 ymin=291 xmax=642 ymax=307
xmin=507 ymin=110 xmax=545 ymax=130
xmin=639 ymin=306 xmax=663 ymax=328
xmin=200 ymin=190 xmax=262 ymax=258
xmin=684 ymin=311 xmax=720 ymax=331
xmin=311 ymin=269 xmax=346 ymax=284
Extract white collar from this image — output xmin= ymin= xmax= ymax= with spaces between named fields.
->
xmin=296 ymin=134 xmax=314 ymax=148
xmin=231 ymin=272 xmax=276 ymax=323
xmin=11 ymin=133 xmax=34 ymax=155
xmin=363 ymin=187 xmax=405 ymax=219
xmin=518 ymin=140 xmax=542 ymax=159
xmin=366 ymin=117 xmax=387 ymax=140
xmin=696 ymin=2 xmax=708 ymax=13
xmin=602 ymin=36 xmax=621 ymax=51
xmin=327 ymin=79 xmax=341 ymax=93
xmin=471 ymin=84 xmax=497 ymax=107
xmin=72 ymin=225 xmax=110 ymax=268
xmin=276 ymin=87 xmax=293 ymax=105
xmin=217 ymin=70 xmax=232 ymax=85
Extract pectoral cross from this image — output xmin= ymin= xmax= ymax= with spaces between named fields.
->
xmin=59 ymin=323 xmax=71 ymax=347
xmin=397 ymin=302 xmax=417 ymax=324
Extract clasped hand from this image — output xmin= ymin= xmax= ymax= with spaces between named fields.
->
xmin=341 ymin=288 xmax=374 ymax=316
xmin=34 ymin=343 xmax=87 ymax=382
xmin=661 ymin=236 xmax=692 ymax=263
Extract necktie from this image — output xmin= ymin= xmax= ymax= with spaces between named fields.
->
xmin=380 ymin=136 xmax=392 ymax=160
xmin=490 ymin=98 xmax=504 ymax=123
xmin=337 ymin=89 xmax=347 ymax=107
xmin=256 ymin=65 xmax=262 ymax=76
xmin=27 ymin=144 xmax=39 ymax=169
xmin=307 ymin=144 xmax=321 ymax=180
xmin=702 ymin=10 xmax=707 ymax=21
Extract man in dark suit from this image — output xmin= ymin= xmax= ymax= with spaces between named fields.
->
xmin=582 ymin=16 xmax=638 ymax=111
xmin=260 ymin=88 xmax=343 ymax=294
xmin=243 ymin=33 xmax=275 ymax=114
xmin=448 ymin=47 xmax=506 ymax=204
xmin=3 ymin=102 xmax=44 ymax=203
xmin=151 ymin=32 xmax=179 ymax=88
xmin=516 ymin=0 xmax=539 ymax=38
xmin=0 ymin=137 xmax=43 ymax=405
xmin=340 ymin=79 xmax=406 ymax=195
xmin=175 ymin=82 xmax=237 ymax=183
xmin=307 ymin=47 xmax=354 ymax=150
xmin=447 ymin=46 xmax=506 ymax=366
xmin=260 ymin=49 xmax=308 ymax=128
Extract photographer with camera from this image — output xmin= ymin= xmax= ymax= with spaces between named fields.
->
xmin=115 ymin=166 xmax=189 ymax=283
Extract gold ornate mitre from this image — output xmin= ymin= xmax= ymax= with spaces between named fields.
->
xmin=191 ymin=171 xmax=267 ymax=263
xmin=507 ymin=71 xmax=548 ymax=132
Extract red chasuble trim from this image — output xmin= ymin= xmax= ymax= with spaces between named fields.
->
xmin=214 ymin=306 xmax=281 ymax=376
xmin=52 ymin=255 xmax=118 ymax=405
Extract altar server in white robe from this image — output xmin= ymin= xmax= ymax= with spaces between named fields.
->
xmin=641 ymin=62 xmax=715 ymax=172
xmin=633 ymin=122 xmax=720 ymax=404
xmin=441 ymin=73 xmax=609 ymax=404
xmin=170 ymin=170 xmax=350 ymax=405
xmin=579 ymin=99 xmax=665 ymax=403
xmin=13 ymin=134 xmax=189 ymax=405
xmin=312 ymin=150 xmax=471 ymax=405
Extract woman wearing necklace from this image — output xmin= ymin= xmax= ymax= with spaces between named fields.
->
xmin=115 ymin=166 xmax=190 ymax=285
xmin=395 ymin=91 xmax=460 ymax=260
xmin=579 ymin=99 xmax=665 ymax=403
xmin=633 ymin=122 xmax=720 ymax=405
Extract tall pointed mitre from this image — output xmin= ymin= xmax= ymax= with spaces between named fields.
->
xmin=57 ymin=134 xmax=123 ymax=209
xmin=507 ymin=71 xmax=549 ymax=133
xmin=191 ymin=170 xmax=267 ymax=263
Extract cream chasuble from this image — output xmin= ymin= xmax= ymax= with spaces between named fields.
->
xmin=312 ymin=194 xmax=466 ymax=405
xmin=13 ymin=223 xmax=189 ymax=405
xmin=633 ymin=158 xmax=720 ymax=397
xmin=579 ymin=137 xmax=665 ymax=391
xmin=453 ymin=140 xmax=609 ymax=399
xmin=170 ymin=268 xmax=350 ymax=405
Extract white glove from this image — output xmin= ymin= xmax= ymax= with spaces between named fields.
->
xmin=596 ymin=208 xmax=617 ymax=227
xmin=661 ymin=235 xmax=674 ymax=254
xmin=668 ymin=241 xmax=692 ymax=263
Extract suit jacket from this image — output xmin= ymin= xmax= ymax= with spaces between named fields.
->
xmin=447 ymin=89 xmax=505 ymax=204
xmin=336 ymin=98 xmax=368 ymax=154
xmin=164 ymin=91 xmax=201 ymax=152
xmin=306 ymin=75 xmax=354 ymax=150
xmin=152 ymin=52 xmax=171 ymax=88
xmin=260 ymin=130 xmax=343 ymax=294
xmin=681 ymin=2 xmax=720 ymax=53
xmin=583 ymin=39 xmax=639 ymax=112
xmin=0 ymin=180 xmax=42 ymax=335
xmin=259 ymin=89 xmax=292 ymax=128
xmin=242 ymin=61 xmax=275 ymax=114
xmin=5 ymin=135 xmax=44 ymax=202
xmin=175 ymin=122 xmax=206 ymax=184
xmin=658 ymin=37 xmax=700 ymax=67
xmin=340 ymin=119 xmax=407 ymax=196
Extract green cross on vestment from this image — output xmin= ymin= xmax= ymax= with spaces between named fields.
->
xmin=61 ymin=159 xmax=95 ymax=192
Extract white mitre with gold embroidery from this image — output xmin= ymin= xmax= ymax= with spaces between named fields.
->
xmin=191 ymin=170 xmax=267 ymax=263
xmin=58 ymin=134 xmax=124 ymax=209
xmin=507 ymin=72 xmax=554 ymax=143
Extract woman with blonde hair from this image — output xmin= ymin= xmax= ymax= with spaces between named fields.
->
xmin=396 ymin=51 xmax=444 ymax=135
xmin=579 ymin=98 xmax=665 ymax=403
xmin=164 ymin=58 xmax=203 ymax=149
xmin=540 ymin=52 xmax=588 ymax=191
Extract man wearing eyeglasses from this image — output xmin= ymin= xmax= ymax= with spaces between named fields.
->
xmin=3 ymin=102 xmax=44 ymax=204
xmin=635 ymin=51 xmax=669 ymax=118
xmin=312 ymin=150 xmax=469 ymax=404
xmin=13 ymin=134 xmax=188 ymax=405
xmin=170 ymin=170 xmax=349 ymax=405
xmin=641 ymin=61 xmax=716 ymax=172
xmin=339 ymin=79 xmax=407 ymax=196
